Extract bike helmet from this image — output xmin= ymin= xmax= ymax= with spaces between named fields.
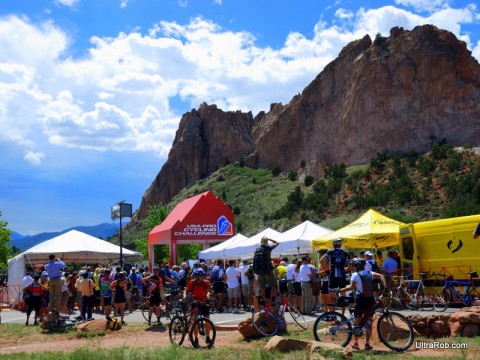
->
xmin=193 ymin=269 xmax=205 ymax=276
xmin=332 ymin=237 xmax=343 ymax=247
xmin=352 ymin=258 xmax=366 ymax=269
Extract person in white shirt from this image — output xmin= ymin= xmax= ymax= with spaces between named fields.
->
xmin=238 ymin=259 xmax=250 ymax=311
xmin=286 ymin=258 xmax=297 ymax=306
xmin=299 ymin=256 xmax=314 ymax=314
xmin=225 ymin=260 xmax=241 ymax=313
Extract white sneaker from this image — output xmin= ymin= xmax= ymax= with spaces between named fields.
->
xmin=233 ymin=308 xmax=240 ymax=314
xmin=228 ymin=307 xmax=234 ymax=313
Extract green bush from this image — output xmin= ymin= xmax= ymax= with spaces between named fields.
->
xmin=271 ymin=165 xmax=281 ymax=177
xmin=288 ymin=171 xmax=297 ymax=181
xmin=304 ymin=175 xmax=314 ymax=187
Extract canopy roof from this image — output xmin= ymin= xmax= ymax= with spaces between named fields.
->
xmin=223 ymin=228 xmax=280 ymax=259
xmin=271 ymin=220 xmax=333 ymax=256
xmin=313 ymin=209 xmax=405 ymax=249
xmin=14 ymin=230 xmax=140 ymax=263
xmin=148 ymin=190 xmax=234 ymax=246
xmin=198 ymin=233 xmax=248 ymax=260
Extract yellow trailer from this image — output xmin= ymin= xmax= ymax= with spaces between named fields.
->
xmin=399 ymin=214 xmax=480 ymax=282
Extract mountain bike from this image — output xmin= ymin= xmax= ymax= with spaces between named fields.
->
xmin=169 ymin=300 xmax=216 ymax=349
xmin=313 ymin=289 xmax=414 ymax=352
xmin=433 ymin=271 xmax=480 ymax=312
xmin=251 ymin=295 xmax=308 ymax=337
xmin=389 ymin=272 xmax=434 ymax=310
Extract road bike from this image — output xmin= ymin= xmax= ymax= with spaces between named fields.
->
xmin=169 ymin=300 xmax=216 ymax=349
xmin=313 ymin=289 xmax=414 ymax=352
xmin=388 ymin=272 xmax=434 ymax=310
xmin=251 ymin=294 xmax=309 ymax=337
xmin=433 ymin=271 xmax=480 ymax=312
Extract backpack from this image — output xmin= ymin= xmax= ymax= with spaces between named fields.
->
xmin=211 ymin=266 xmax=224 ymax=282
xmin=253 ymin=246 xmax=269 ymax=275
xmin=359 ymin=272 xmax=374 ymax=298
xmin=245 ymin=265 xmax=254 ymax=280
xmin=108 ymin=316 xmax=122 ymax=330
xmin=367 ymin=259 xmax=380 ymax=272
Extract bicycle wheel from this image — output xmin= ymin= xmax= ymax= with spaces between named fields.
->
xmin=420 ymin=287 xmax=435 ymax=311
xmin=252 ymin=308 xmax=279 ymax=337
xmin=377 ymin=311 xmax=414 ymax=352
xmin=389 ymin=289 xmax=405 ymax=309
xmin=313 ymin=311 xmax=352 ymax=348
xmin=286 ymin=304 xmax=308 ymax=330
xmin=189 ymin=317 xmax=216 ymax=349
xmin=169 ymin=315 xmax=187 ymax=346
xmin=207 ymin=298 xmax=218 ymax=314
xmin=433 ymin=288 xmax=450 ymax=312
xmin=402 ymin=288 xmax=418 ymax=310
xmin=142 ymin=305 xmax=151 ymax=322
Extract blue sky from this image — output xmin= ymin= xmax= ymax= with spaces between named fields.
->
xmin=1 ymin=0 xmax=479 ymax=235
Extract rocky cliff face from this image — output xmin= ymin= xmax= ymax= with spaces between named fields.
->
xmin=132 ymin=25 xmax=480 ymax=223
xmin=134 ymin=103 xmax=254 ymax=219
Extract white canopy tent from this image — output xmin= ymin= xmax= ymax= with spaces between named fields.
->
xmin=223 ymin=228 xmax=281 ymax=259
xmin=6 ymin=230 xmax=140 ymax=305
xmin=198 ymin=233 xmax=248 ymax=260
xmin=271 ymin=220 xmax=333 ymax=257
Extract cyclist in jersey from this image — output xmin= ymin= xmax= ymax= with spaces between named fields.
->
xmin=340 ymin=258 xmax=386 ymax=351
xmin=141 ymin=267 xmax=164 ymax=325
xmin=322 ymin=237 xmax=350 ymax=312
xmin=185 ymin=269 xmax=212 ymax=346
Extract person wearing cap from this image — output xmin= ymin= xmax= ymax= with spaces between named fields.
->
xmin=299 ymin=256 xmax=314 ymax=314
xmin=286 ymin=258 xmax=297 ymax=305
xmin=44 ymin=254 xmax=66 ymax=313
xmin=256 ymin=236 xmax=279 ymax=300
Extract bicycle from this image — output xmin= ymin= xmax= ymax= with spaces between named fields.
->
xmin=313 ymin=289 xmax=414 ymax=352
xmin=168 ymin=300 xmax=216 ymax=349
xmin=251 ymin=295 xmax=308 ymax=337
xmin=389 ymin=273 xmax=434 ymax=310
xmin=433 ymin=271 xmax=480 ymax=312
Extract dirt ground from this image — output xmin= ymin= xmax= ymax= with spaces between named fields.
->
xmin=0 ymin=322 xmax=472 ymax=358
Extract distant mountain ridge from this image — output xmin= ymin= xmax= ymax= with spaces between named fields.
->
xmin=11 ymin=223 xmax=117 ymax=251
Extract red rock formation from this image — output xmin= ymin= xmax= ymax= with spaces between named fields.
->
xmin=132 ymin=25 xmax=480 ymax=224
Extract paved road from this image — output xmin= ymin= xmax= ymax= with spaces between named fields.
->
xmin=0 ymin=306 xmax=458 ymax=326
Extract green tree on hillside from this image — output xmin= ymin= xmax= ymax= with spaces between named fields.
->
xmin=135 ymin=204 xmax=169 ymax=260
xmin=0 ymin=211 xmax=12 ymax=271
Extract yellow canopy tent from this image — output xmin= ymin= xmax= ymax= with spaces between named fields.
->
xmin=312 ymin=209 xmax=405 ymax=249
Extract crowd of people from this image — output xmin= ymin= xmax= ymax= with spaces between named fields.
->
xmin=20 ymin=240 xmax=400 ymax=335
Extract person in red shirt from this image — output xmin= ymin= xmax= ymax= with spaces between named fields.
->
xmin=185 ymin=269 xmax=212 ymax=346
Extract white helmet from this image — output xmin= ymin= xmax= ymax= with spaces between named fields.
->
xmin=332 ymin=237 xmax=343 ymax=247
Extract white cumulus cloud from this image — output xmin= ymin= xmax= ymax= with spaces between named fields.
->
xmin=24 ymin=151 xmax=45 ymax=165
xmin=0 ymin=2 xmax=478 ymax=168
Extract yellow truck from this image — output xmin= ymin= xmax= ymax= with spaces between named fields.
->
xmin=399 ymin=214 xmax=480 ymax=283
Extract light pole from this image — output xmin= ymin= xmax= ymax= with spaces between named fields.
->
xmin=111 ymin=201 xmax=132 ymax=268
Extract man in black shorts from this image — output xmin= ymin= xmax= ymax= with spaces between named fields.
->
xmin=324 ymin=238 xmax=349 ymax=313
xmin=340 ymin=258 xmax=386 ymax=351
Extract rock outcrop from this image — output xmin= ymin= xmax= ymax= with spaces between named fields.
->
xmin=132 ymin=25 xmax=480 ymax=223
xmin=449 ymin=306 xmax=480 ymax=337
